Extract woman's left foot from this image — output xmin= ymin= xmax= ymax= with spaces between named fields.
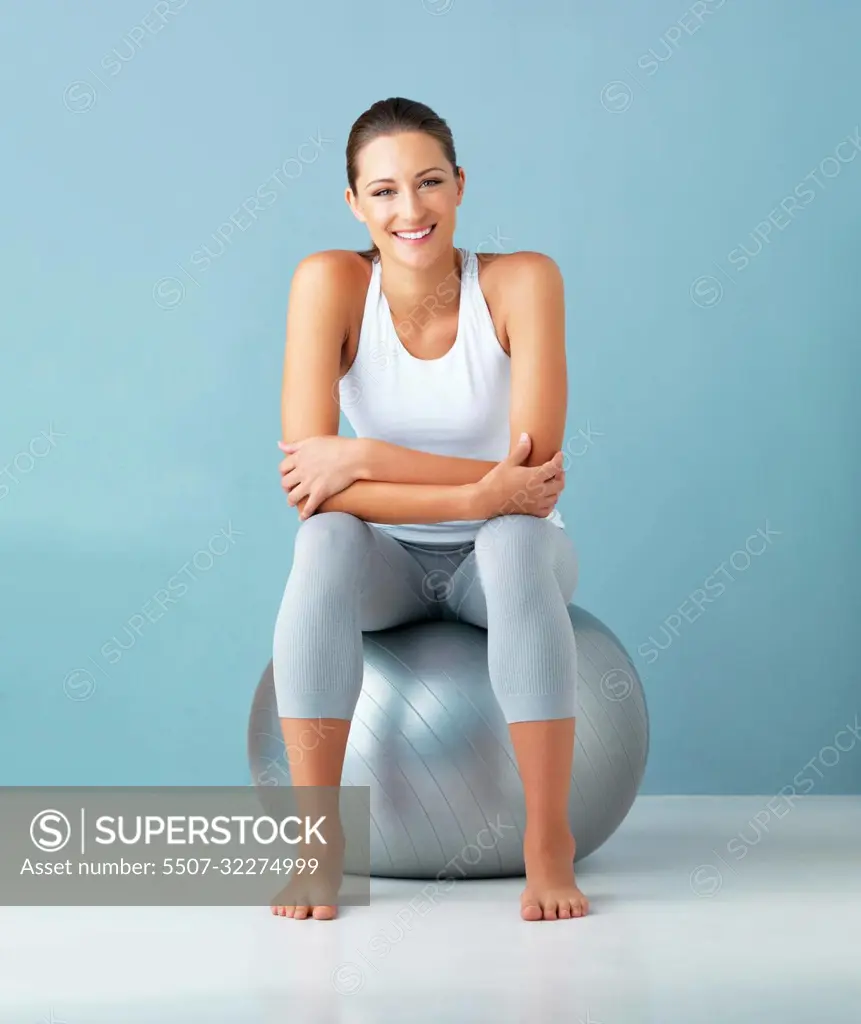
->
xmin=520 ymin=828 xmax=590 ymax=921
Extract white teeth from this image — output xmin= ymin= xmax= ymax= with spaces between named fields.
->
xmin=394 ymin=226 xmax=433 ymax=239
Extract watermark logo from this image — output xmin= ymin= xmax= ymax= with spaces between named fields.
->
xmin=421 ymin=568 xmax=455 ymax=602
xmin=689 ymin=863 xmax=723 ymax=897
xmin=30 ymin=810 xmax=72 ymax=852
xmin=332 ymin=962 xmax=365 ymax=994
xmin=600 ymin=668 xmax=634 ymax=702
xmin=600 ymin=81 xmax=634 ymax=114
xmin=422 ymin=0 xmax=455 ymax=14
xmin=62 ymin=668 xmax=98 ymax=702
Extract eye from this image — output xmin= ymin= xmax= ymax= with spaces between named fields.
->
xmin=372 ymin=179 xmax=443 ymax=198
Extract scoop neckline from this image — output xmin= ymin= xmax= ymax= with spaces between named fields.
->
xmin=378 ymin=247 xmax=467 ymax=364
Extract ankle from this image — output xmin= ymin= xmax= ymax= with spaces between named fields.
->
xmin=524 ymin=824 xmax=575 ymax=852
xmin=525 ymin=818 xmax=573 ymax=840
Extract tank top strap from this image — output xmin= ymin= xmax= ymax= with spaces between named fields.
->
xmin=459 ymin=247 xmax=476 ymax=284
xmin=462 ymin=247 xmax=490 ymax=313
xmin=457 ymin=248 xmax=478 ymax=319
xmin=357 ymin=254 xmax=384 ymax=366
xmin=368 ymin=252 xmax=383 ymax=301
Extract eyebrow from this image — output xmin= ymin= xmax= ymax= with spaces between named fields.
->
xmin=365 ymin=166 xmax=448 ymax=188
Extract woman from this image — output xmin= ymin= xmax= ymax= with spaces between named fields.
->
xmin=273 ymin=96 xmax=589 ymax=923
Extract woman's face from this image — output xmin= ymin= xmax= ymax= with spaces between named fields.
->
xmin=347 ymin=131 xmax=464 ymax=265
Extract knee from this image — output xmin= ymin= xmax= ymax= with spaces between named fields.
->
xmin=291 ymin=511 xmax=371 ymax=576
xmin=474 ymin=514 xmax=553 ymax=569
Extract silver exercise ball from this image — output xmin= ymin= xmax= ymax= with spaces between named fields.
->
xmin=248 ymin=604 xmax=648 ymax=879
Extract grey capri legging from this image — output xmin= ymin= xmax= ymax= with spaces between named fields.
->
xmin=272 ymin=511 xmax=579 ymax=724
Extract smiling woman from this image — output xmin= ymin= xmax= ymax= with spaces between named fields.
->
xmin=272 ymin=96 xmax=589 ymax=924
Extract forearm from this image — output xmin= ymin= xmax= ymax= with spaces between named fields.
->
xmin=356 ymin=438 xmax=497 ymax=486
xmin=300 ymin=478 xmax=482 ymax=523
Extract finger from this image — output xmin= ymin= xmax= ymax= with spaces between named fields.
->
xmin=288 ymin=483 xmax=310 ymax=507
xmin=278 ymin=441 xmax=299 ymax=452
xmin=530 ymin=462 xmax=552 ymax=481
xmin=278 ymin=457 xmax=296 ymax=473
xmin=301 ymin=491 xmax=321 ymax=519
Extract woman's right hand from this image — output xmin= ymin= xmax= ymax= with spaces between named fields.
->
xmin=472 ymin=434 xmax=565 ymax=519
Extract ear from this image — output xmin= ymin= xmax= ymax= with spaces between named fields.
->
xmin=344 ymin=188 xmax=367 ymax=225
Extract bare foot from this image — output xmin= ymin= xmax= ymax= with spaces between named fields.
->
xmin=520 ymin=827 xmax=590 ymax=921
xmin=271 ymin=821 xmax=344 ymax=921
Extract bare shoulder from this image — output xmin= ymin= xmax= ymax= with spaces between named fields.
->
xmin=291 ymin=248 xmax=368 ymax=291
xmin=477 ymin=252 xmax=563 ymax=347
xmin=478 ymin=249 xmax=562 ymax=289
xmin=288 ymin=249 xmax=370 ymax=332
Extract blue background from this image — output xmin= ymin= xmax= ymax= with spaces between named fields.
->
xmin=2 ymin=0 xmax=858 ymax=793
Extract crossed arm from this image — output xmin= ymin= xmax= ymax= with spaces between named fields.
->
xmin=306 ymin=442 xmax=500 ymax=523
xmin=280 ymin=250 xmax=567 ymax=523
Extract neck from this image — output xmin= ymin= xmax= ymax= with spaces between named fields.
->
xmin=378 ymin=246 xmax=463 ymax=325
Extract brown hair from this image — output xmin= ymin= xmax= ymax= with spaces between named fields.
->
xmin=346 ymin=97 xmax=460 ymax=262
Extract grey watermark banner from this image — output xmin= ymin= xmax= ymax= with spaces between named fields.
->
xmin=1 ymin=786 xmax=370 ymax=906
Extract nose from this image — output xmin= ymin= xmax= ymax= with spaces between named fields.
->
xmin=397 ymin=191 xmax=426 ymax=224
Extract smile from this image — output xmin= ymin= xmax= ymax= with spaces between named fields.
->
xmin=392 ymin=225 xmax=436 ymax=242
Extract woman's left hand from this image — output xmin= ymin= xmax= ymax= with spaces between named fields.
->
xmin=277 ymin=436 xmax=361 ymax=519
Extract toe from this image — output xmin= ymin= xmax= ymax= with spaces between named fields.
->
xmin=312 ymin=905 xmax=337 ymax=921
xmin=543 ymin=899 xmax=558 ymax=921
xmin=521 ymin=898 xmax=543 ymax=921
xmin=294 ymin=906 xmax=309 ymax=920
xmin=557 ymin=900 xmax=572 ymax=920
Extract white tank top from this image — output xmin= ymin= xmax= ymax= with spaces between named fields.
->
xmin=338 ymin=247 xmax=566 ymax=544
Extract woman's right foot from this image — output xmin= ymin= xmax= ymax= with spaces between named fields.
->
xmin=272 ymin=900 xmax=337 ymax=920
xmin=270 ymin=821 xmax=345 ymax=921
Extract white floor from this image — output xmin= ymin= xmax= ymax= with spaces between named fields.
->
xmin=1 ymin=797 xmax=859 ymax=1024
